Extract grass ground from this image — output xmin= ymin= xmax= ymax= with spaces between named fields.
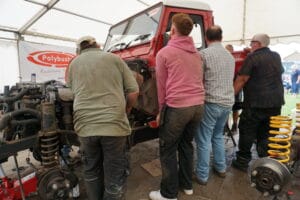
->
xmin=281 ymin=92 xmax=300 ymax=117
xmin=281 ymin=92 xmax=300 ymax=127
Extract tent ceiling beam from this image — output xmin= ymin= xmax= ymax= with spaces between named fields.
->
xmin=0 ymin=27 xmax=19 ymax=40
xmin=136 ymin=0 xmax=150 ymax=7
xmin=25 ymin=0 xmax=112 ymax=26
xmin=0 ymin=36 xmax=16 ymax=41
xmin=1 ymin=26 xmax=77 ymax=43
xmin=24 ymin=30 xmax=76 ymax=42
xmin=19 ymin=0 xmax=60 ymax=34
xmin=224 ymin=34 xmax=300 ymax=45
xmin=0 ymin=26 xmax=18 ymax=33
xmin=271 ymin=34 xmax=300 ymax=39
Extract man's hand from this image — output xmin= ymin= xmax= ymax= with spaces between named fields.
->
xmin=126 ymin=106 xmax=132 ymax=115
xmin=156 ymin=114 xmax=160 ymax=127
xmin=234 ymin=75 xmax=250 ymax=95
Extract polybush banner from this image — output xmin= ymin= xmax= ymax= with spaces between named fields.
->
xmin=18 ymin=41 xmax=76 ymax=83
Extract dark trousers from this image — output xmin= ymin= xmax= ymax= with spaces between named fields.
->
xmin=159 ymin=105 xmax=203 ymax=199
xmin=79 ymin=136 xmax=128 ymax=200
xmin=236 ymin=107 xmax=281 ymax=165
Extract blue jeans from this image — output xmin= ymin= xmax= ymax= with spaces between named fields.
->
xmin=195 ymin=103 xmax=231 ymax=182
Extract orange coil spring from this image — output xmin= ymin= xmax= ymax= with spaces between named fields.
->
xmin=268 ymin=116 xmax=292 ymax=163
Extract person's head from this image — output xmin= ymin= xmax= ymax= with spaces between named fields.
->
xmin=76 ymin=36 xmax=99 ymax=54
xmin=292 ymin=64 xmax=298 ymax=72
xmin=205 ymin=25 xmax=223 ymax=44
xmin=170 ymin=13 xmax=194 ymax=37
xmin=250 ymin=33 xmax=270 ymax=52
xmin=225 ymin=44 xmax=234 ymax=53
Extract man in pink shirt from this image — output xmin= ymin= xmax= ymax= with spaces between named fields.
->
xmin=149 ymin=13 xmax=205 ymax=200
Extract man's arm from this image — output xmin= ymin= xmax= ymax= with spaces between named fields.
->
xmin=66 ymin=64 xmax=73 ymax=88
xmin=118 ymin=57 xmax=139 ymax=115
xmin=126 ymin=91 xmax=139 ymax=115
xmin=156 ymin=53 xmax=167 ymax=111
xmin=297 ymin=72 xmax=300 ymax=84
xmin=234 ymin=75 xmax=250 ymax=95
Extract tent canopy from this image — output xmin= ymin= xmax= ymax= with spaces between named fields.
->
xmin=0 ymin=0 xmax=300 ymax=46
xmin=0 ymin=0 xmax=300 ymax=92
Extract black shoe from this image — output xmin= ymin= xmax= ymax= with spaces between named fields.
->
xmin=232 ymin=159 xmax=248 ymax=172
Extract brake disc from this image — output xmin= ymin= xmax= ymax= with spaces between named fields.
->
xmin=250 ymin=157 xmax=291 ymax=196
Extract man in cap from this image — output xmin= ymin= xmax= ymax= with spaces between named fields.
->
xmin=67 ymin=36 xmax=139 ymax=200
xmin=232 ymin=33 xmax=284 ymax=171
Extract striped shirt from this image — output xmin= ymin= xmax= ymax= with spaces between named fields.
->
xmin=200 ymin=42 xmax=235 ymax=107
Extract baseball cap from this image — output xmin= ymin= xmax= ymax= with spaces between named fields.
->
xmin=76 ymin=36 xmax=96 ymax=48
xmin=251 ymin=34 xmax=270 ymax=47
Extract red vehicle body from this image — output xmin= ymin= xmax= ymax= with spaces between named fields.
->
xmin=0 ymin=173 xmax=37 ymax=200
xmin=105 ymin=0 xmax=213 ymax=70
xmin=232 ymin=50 xmax=249 ymax=76
xmin=103 ymin=0 xmax=247 ymax=145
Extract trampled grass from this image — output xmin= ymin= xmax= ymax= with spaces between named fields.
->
xmin=281 ymin=92 xmax=300 ymax=119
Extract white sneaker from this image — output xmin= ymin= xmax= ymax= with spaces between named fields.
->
xmin=149 ymin=190 xmax=177 ymax=200
xmin=183 ymin=189 xmax=193 ymax=195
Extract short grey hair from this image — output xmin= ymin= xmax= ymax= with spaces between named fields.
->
xmin=251 ymin=34 xmax=270 ymax=47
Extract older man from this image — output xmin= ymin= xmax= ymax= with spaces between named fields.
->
xmin=232 ymin=33 xmax=284 ymax=171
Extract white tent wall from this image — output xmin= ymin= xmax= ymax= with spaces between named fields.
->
xmin=200 ymin=0 xmax=245 ymax=44
xmin=0 ymin=40 xmax=19 ymax=93
xmin=271 ymin=43 xmax=300 ymax=59
xmin=245 ymin=0 xmax=300 ymax=44
xmin=200 ymin=0 xmax=300 ymax=45
xmin=29 ymin=9 xmax=110 ymax=44
xmin=54 ymin=0 xmax=148 ymax=24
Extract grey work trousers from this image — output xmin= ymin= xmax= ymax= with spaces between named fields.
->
xmin=79 ymin=136 xmax=128 ymax=200
xmin=159 ymin=105 xmax=204 ymax=199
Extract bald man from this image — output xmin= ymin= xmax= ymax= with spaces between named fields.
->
xmin=232 ymin=34 xmax=284 ymax=172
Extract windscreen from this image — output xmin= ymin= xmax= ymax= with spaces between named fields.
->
xmin=104 ymin=5 xmax=162 ymax=52
xmin=164 ymin=13 xmax=205 ymax=50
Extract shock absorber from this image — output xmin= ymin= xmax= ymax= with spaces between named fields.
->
xmin=39 ymin=102 xmax=59 ymax=168
xmin=268 ymin=116 xmax=292 ymax=163
xmin=38 ymin=102 xmax=79 ymax=199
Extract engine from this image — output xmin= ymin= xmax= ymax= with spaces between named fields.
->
xmin=0 ymin=80 xmax=79 ymax=199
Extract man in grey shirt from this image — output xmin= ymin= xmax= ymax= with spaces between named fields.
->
xmin=195 ymin=25 xmax=235 ymax=185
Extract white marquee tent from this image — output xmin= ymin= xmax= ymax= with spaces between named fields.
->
xmin=0 ymin=0 xmax=300 ymax=91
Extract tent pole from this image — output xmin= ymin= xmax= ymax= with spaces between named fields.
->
xmin=242 ymin=0 xmax=247 ymax=45
xmin=16 ymin=34 xmax=23 ymax=83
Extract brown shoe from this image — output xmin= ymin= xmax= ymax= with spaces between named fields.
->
xmin=195 ymin=176 xmax=207 ymax=185
xmin=213 ymin=168 xmax=226 ymax=178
